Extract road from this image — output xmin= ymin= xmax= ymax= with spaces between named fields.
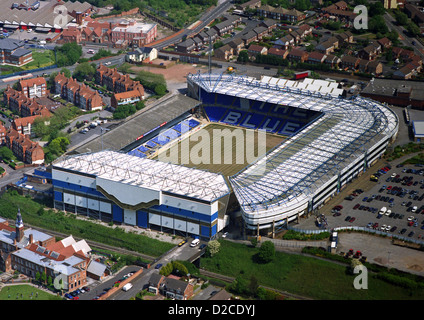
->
xmin=105 ymin=241 xmax=205 ymax=300
xmin=383 ymin=12 xmax=424 ymax=58
xmin=152 ymin=0 xmax=234 ymax=50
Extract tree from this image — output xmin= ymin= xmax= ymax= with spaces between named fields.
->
xmin=369 ymin=15 xmax=388 ymax=34
xmin=154 ymin=83 xmax=167 ymax=96
xmin=0 ymin=146 xmax=14 ymax=161
xmin=229 ymin=275 xmax=250 ymax=296
xmin=406 ymin=22 xmax=420 ymax=37
xmin=395 ymin=12 xmax=408 ymax=26
xmin=257 ymin=241 xmax=275 ymax=264
xmin=72 ymin=61 xmax=96 ymax=81
xmin=237 ymin=50 xmax=249 ymax=63
xmin=60 ymin=68 xmax=72 ymax=78
xmin=206 ymin=240 xmax=221 ymax=257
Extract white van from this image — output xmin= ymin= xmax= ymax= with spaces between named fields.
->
xmin=190 ymin=239 xmax=200 ymax=247
xmin=379 ymin=207 xmax=387 ymax=214
xmin=122 ymin=283 xmax=133 ymax=291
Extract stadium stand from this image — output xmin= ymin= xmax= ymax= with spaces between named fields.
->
xmin=127 ymin=117 xmax=200 ymax=158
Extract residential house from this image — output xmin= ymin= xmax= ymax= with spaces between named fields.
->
xmin=125 ymin=47 xmax=158 ymax=63
xmin=176 ymin=38 xmax=196 ymax=53
xmin=341 ymin=55 xmax=360 ymax=70
xmin=235 ymin=0 xmax=262 ymax=11
xmin=358 ymin=59 xmax=370 ymax=73
xmin=287 ymin=48 xmax=309 ymax=63
xmin=6 ymin=129 xmax=44 ymax=164
xmin=297 ymin=24 xmax=313 ymax=38
xmin=358 ymin=42 xmax=381 ymax=60
xmin=307 ymin=51 xmax=327 ymax=64
xmin=241 ymin=30 xmax=258 ymax=45
xmin=391 ymin=47 xmax=404 ymax=60
xmin=196 ymin=29 xmax=218 ymax=45
xmin=147 ymin=274 xmax=194 ymax=300
xmin=393 ymin=62 xmax=420 ymax=79
xmin=335 ymin=31 xmax=354 ymax=46
xmin=0 ymin=124 xmax=6 ymax=145
xmin=54 ymin=73 xmax=104 ymax=111
xmin=12 ymin=115 xmax=43 ymax=137
xmin=248 ymin=44 xmax=267 ymax=60
xmin=95 ymin=64 xmax=145 ymax=95
xmin=324 ymin=54 xmax=341 ymax=68
xmin=212 ymin=19 xmax=234 ymax=36
xmin=111 ymin=89 xmax=144 ymax=109
xmin=404 ymin=4 xmax=424 ymax=25
xmin=214 ymin=44 xmax=234 ymax=61
xmin=17 ymin=77 xmax=48 ymax=99
xmin=399 ymin=48 xmax=416 ymax=62
xmin=260 ymin=19 xmax=278 ymax=33
xmin=272 ymin=35 xmax=295 ymax=50
xmin=257 ymin=5 xmax=305 ymax=22
xmin=75 ymin=84 xmax=104 ymax=112
xmin=228 ymin=38 xmax=244 ymax=55
xmin=377 ymin=37 xmax=392 ymax=50
xmin=3 ymin=87 xmax=51 ymax=118
xmin=367 ymin=60 xmax=383 ymax=75
xmin=268 ymin=47 xmax=288 ymax=59
xmin=315 ymin=40 xmax=335 ymax=55
xmin=289 ymin=30 xmax=303 ymax=45
xmin=253 ymin=26 xmax=269 ymax=41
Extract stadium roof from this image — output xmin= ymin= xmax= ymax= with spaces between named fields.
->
xmin=73 ymin=93 xmax=201 ymax=154
xmin=188 ymin=72 xmax=399 ymax=215
xmin=54 ymin=151 xmax=230 ymax=203
xmin=0 ymin=0 xmax=92 ymax=29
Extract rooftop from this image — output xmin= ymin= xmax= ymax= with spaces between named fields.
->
xmin=53 ymin=150 xmax=230 ymax=203
xmin=73 ymin=93 xmax=201 ymax=154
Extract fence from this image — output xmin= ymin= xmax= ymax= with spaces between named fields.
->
xmin=0 ymin=64 xmax=58 ymax=80
xmin=288 ymin=224 xmax=424 ymax=247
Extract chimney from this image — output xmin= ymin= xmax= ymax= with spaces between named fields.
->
xmin=29 ymin=233 xmax=33 ymax=244
xmin=76 ymin=12 xmax=83 ymax=25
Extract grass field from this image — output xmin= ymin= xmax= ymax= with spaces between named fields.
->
xmin=0 ymin=285 xmax=63 ymax=301
xmin=200 ymin=240 xmax=424 ymax=300
xmin=155 ymin=123 xmax=286 ymax=177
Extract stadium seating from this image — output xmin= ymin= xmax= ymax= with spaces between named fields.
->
xmin=128 ymin=117 xmax=201 ymax=157
xmin=203 ymin=105 xmax=308 ymax=135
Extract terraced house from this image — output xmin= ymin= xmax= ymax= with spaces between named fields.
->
xmin=3 ymin=86 xmax=51 ymax=118
xmin=5 ymin=128 xmax=44 ymax=164
xmin=54 ymin=73 xmax=103 ymax=111
xmin=17 ymin=76 xmax=48 ymax=99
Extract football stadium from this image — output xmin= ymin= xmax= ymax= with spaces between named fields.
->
xmin=52 ymin=73 xmax=399 ymax=240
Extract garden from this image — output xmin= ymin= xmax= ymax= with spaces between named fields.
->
xmin=198 ymin=239 xmax=424 ymax=300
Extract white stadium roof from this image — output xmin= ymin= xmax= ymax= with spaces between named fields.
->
xmin=54 ymin=151 xmax=230 ymax=203
xmin=187 ymin=73 xmax=399 ymax=216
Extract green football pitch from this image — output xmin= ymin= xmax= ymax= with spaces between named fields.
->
xmin=0 ymin=284 xmax=63 ymax=300
xmin=154 ymin=122 xmax=286 ymax=177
